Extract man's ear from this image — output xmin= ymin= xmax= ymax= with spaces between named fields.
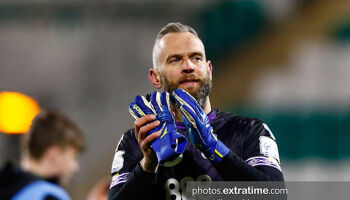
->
xmin=149 ymin=67 xmax=162 ymax=89
xmin=207 ymin=60 xmax=213 ymax=79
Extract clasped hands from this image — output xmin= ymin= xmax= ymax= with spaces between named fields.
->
xmin=129 ymin=89 xmax=229 ymax=171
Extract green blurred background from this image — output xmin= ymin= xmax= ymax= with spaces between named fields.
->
xmin=0 ymin=0 xmax=350 ymax=199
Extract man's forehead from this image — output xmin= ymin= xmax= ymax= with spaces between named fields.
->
xmin=158 ymin=32 xmax=205 ymax=57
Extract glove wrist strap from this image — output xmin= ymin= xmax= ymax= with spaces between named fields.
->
xmin=204 ymin=140 xmax=230 ymax=164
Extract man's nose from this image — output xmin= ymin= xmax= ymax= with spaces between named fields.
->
xmin=182 ymin=58 xmax=195 ymax=73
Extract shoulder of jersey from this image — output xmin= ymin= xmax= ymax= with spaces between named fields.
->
xmin=212 ymin=109 xmax=263 ymax=128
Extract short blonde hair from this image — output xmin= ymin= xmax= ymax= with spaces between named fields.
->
xmin=152 ymin=22 xmax=199 ymax=68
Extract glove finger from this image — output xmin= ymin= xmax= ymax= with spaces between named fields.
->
xmin=181 ymin=109 xmax=193 ymax=130
xmin=135 ymin=95 xmax=156 ymax=115
xmin=172 ymin=89 xmax=204 ymax=119
xmin=160 ymin=92 xmax=176 ymax=122
xmin=182 ymin=109 xmax=206 ymax=147
xmin=173 ymin=89 xmax=211 ymax=125
xmin=150 ymin=91 xmax=163 ymax=115
xmin=179 ymin=104 xmax=202 ymax=130
xmin=129 ymin=102 xmax=144 ymax=120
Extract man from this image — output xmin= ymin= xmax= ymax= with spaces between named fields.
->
xmin=0 ymin=110 xmax=85 ymax=200
xmin=109 ymin=22 xmax=284 ymax=200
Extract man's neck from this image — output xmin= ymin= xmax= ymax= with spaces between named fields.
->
xmin=173 ymin=97 xmax=211 ymax=122
xmin=21 ymin=157 xmax=55 ymax=179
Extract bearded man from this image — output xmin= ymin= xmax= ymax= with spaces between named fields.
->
xmin=108 ymin=22 xmax=284 ymax=200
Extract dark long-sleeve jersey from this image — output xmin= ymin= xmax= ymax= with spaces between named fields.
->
xmin=109 ymin=109 xmax=284 ymax=200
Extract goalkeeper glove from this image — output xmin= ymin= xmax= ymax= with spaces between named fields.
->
xmin=172 ymin=88 xmax=230 ymax=164
xmin=129 ymin=91 xmax=188 ymax=167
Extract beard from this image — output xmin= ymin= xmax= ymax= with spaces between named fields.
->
xmin=161 ymin=74 xmax=212 ymax=107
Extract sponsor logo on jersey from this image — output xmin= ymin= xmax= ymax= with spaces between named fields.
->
xmin=259 ymin=136 xmax=280 ymax=164
xmin=111 ymin=150 xmax=125 ymax=174
xmin=165 ymin=174 xmax=212 ymax=200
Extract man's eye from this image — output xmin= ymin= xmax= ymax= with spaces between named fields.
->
xmin=192 ymin=56 xmax=202 ymax=62
xmin=169 ymin=57 xmax=181 ymax=63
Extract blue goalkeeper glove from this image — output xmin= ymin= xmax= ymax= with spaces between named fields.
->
xmin=172 ymin=88 xmax=230 ymax=164
xmin=129 ymin=91 xmax=188 ymax=167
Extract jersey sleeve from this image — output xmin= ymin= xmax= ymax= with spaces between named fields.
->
xmin=108 ymin=129 xmax=158 ymax=200
xmin=243 ymin=121 xmax=282 ymax=172
xmin=110 ymin=129 xmax=140 ymax=188
xmin=215 ymin=119 xmax=284 ymax=181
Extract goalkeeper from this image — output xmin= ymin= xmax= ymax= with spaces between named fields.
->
xmin=109 ymin=22 xmax=284 ymax=200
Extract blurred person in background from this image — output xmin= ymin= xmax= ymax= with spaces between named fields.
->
xmin=86 ymin=177 xmax=110 ymax=200
xmin=0 ymin=110 xmax=86 ymax=200
xmin=109 ymin=22 xmax=284 ymax=200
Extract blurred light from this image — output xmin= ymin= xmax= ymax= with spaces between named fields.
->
xmin=0 ymin=91 xmax=40 ymax=134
